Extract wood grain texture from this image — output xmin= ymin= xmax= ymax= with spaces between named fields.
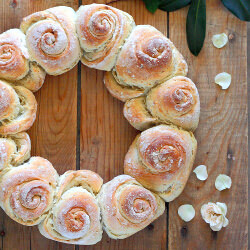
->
xmin=168 ymin=0 xmax=248 ymax=249
xmin=0 ymin=1 xmax=78 ymax=250
xmin=79 ymin=1 xmax=167 ymax=249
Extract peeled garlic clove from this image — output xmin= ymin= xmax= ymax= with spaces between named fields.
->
xmin=178 ymin=204 xmax=195 ymax=222
xmin=215 ymin=174 xmax=232 ymax=191
xmin=193 ymin=165 xmax=208 ymax=180
xmin=215 ymin=72 xmax=231 ymax=89
xmin=212 ymin=33 xmax=228 ymax=48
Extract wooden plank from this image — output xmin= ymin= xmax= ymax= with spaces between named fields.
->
xmin=168 ymin=0 xmax=248 ymax=249
xmin=0 ymin=1 xmax=78 ymax=250
xmin=79 ymin=1 xmax=167 ymax=249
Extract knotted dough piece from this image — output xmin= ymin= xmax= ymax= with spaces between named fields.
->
xmin=104 ymin=25 xmax=188 ymax=102
xmin=97 ymin=174 xmax=165 ymax=239
xmin=76 ymin=4 xmax=135 ymax=71
xmin=0 ymin=80 xmax=37 ymax=135
xmin=20 ymin=6 xmax=81 ymax=75
xmin=124 ymin=125 xmax=197 ymax=202
xmin=39 ymin=170 xmax=103 ymax=245
xmin=0 ymin=132 xmax=31 ymax=172
xmin=0 ymin=157 xmax=59 ymax=225
xmin=0 ymin=29 xmax=46 ymax=92
xmin=123 ymin=76 xmax=200 ymax=131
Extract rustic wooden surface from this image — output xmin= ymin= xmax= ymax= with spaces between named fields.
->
xmin=0 ymin=0 xmax=248 ymax=249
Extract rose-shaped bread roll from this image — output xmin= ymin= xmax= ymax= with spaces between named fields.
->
xmin=0 ymin=157 xmax=58 ymax=225
xmin=39 ymin=170 xmax=103 ymax=245
xmin=124 ymin=125 xmax=197 ymax=202
xmin=20 ymin=6 xmax=81 ymax=75
xmin=0 ymin=29 xmax=46 ymax=92
xmin=97 ymin=175 xmax=165 ymax=239
xmin=0 ymin=132 xmax=31 ymax=171
xmin=76 ymin=4 xmax=135 ymax=71
xmin=0 ymin=80 xmax=37 ymax=135
xmin=123 ymin=76 xmax=200 ymax=131
xmin=104 ymin=25 xmax=188 ymax=102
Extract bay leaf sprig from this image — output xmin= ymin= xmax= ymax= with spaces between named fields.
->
xmin=159 ymin=0 xmax=191 ymax=12
xmin=142 ymin=0 xmax=250 ymax=56
xmin=221 ymin=0 xmax=250 ymax=21
xmin=186 ymin=0 xmax=206 ymax=56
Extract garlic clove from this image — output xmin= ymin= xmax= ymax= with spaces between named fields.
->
xmin=178 ymin=204 xmax=195 ymax=222
xmin=215 ymin=174 xmax=232 ymax=191
xmin=193 ymin=165 xmax=208 ymax=181
xmin=212 ymin=33 xmax=228 ymax=48
xmin=215 ymin=72 xmax=231 ymax=89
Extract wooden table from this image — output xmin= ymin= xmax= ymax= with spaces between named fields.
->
xmin=0 ymin=0 xmax=248 ymax=249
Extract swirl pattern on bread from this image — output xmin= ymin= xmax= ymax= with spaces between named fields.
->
xmin=124 ymin=125 xmax=197 ymax=202
xmin=39 ymin=170 xmax=103 ymax=245
xmin=0 ymin=132 xmax=30 ymax=171
xmin=0 ymin=29 xmax=46 ymax=92
xmin=124 ymin=76 xmax=200 ymax=131
xmin=0 ymin=80 xmax=37 ymax=135
xmin=76 ymin=4 xmax=135 ymax=71
xmin=0 ymin=157 xmax=58 ymax=225
xmin=97 ymin=175 xmax=165 ymax=239
xmin=20 ymin=6 xmax=81 ymax=75
xmin=104 ymin=25 xmax=188 ymax=101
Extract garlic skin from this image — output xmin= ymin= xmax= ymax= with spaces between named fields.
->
xmin=178 ymin=204 xmax=195 ymax=222
xmin=215 ymin=174 xmax=232 ymax=191
xmin=212 ymin=33 xmax=228 ymax=48
xmin=193 ymin=165 xmax=208 ymax=181
xmin=201 ymin=202 xmax=229 ymax=231
xmin=214 ymin=72 xmax=231 ymax=89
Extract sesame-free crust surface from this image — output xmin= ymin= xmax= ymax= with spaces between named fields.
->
xmin=0 ymin=0 xmax=247 ymax=250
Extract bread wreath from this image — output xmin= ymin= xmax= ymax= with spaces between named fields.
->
xmin=0 ymin=4 xmax=199 ymax=245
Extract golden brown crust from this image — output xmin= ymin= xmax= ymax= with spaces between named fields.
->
xmin=0 ymin=157 xmax=59 ymax=225
xmin=76 ymin=4 xmax=135 ymax=71
xmin=123 ymin=96 xmax=157 ymax=130
xmin=104 ymin=71 xmax=144 ymax=102
xmin=0 ymin=29 xmax=46 ymax=92
xmin=15 ymin=62 xmax=46 ymax=92
xmin=146 ymin=76 xmax=200 ymax=131
xmin=0 ymin=80 xmax=20 ymax=121
xmin=123 ymin=76 xmax=200 ymax=131
xmin=0 ymin=81 xmax=37 ymax=135
xmin=124 ymin=125 xmax=197 ymax=202
xmin=39 ymin=170 xmax=103 ymax=245
xmin=20 ymin=6 xmax=81 ymax=75
xmin=0 ymin=132 xmax=31 ymax=171
xmin=103 ymin=25 xmax=188 ymax=101
xmin=0 ymin=29 xmax=29 ymax=81
xmin=97 ymin=175 xmax=165 ymax=239
xmin=114 ymin=25 xmax=188 ymax=89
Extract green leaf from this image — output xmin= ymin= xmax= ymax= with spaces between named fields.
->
xmin=221 ymin=0 xmax=250 ymax=21
xmin=159 ymin=0 xmax=191 ymax=12
xmin=186 ymin=0 xmax=206 ymax=56
xmin=142 ymin=0 xmax=161 ymax=13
